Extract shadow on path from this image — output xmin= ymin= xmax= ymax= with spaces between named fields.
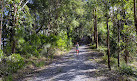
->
xmin=20 ymin=45 xmax=123 ymax=81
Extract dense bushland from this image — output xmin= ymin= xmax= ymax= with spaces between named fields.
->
xmin=0 ymin=0 xmax=137 ymax=80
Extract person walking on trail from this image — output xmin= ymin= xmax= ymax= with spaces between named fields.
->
xmin=76 ymin=42 xmax=79 ymax=55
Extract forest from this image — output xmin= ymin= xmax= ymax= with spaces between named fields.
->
xmin=0 ymin=0 xmax=137 ymax=81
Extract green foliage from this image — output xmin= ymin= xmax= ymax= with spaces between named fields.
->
xmin=3 ymin=75 xmax=13 ymax=81
xmin=56 ymin=37 xmax=67 ymax=50
xmin=0 ymin=54 xmax=24 ymax=77
xmin=118 ymin=64 xmax=134 ymax=75
xmin=42 ymin=34 xmax=57 ymax=44
xmin=18 ymin=42 xmax=37 ymax=58
xmin=110 ymin=37 xmax=118 ymax=56
xmin=1 ymin=0 xmax=137 ymax=79
xmin=56 ymin=31 xmax=69 ymax=50
xmin=102 ymin=54 xmax=108 ymax=63
xmin=71 ymin=19 xmax=80 ymax=27
xmin=110 ymin=57 xmax=117 ymax=66
xmin=41 ymin=45 xmax=55 ymax=59
xmin=6 ymin=54 xmax=24 ymax=73
xmin=15 ymin=0 xmax=20 ymax=3
xmin=34 ymin=61 xmax=45 ymax=67
xmin=102 ymin=54 xmax=117 ymax=66
xmin=0 ymin=50 xmax=3 ymax=59
xmin=97 ymin=46 xmax=107 ymax=53
xmin=17 ymin=34 xmax=57 ymax=58
xmin=76 ymin=8 xmax=85 ymax=16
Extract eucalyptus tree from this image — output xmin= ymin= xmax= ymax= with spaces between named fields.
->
xmin=105 ymin=0 xmax=111 ymax=70
xmin=109 ymin=0 xmax=121 ymax=67
xmin=122 ymin=0 xmax=136 ymax=64
xmin=134 ymin=0 xmax=137 ymax=34
xmin=93 ymin=0 xmax=98 ymax=48
xmin=1 ymin=0 xmax=31 ymax=54
xmin=85 ymin=0 xmax=98 ymax=48
xmin=134 ymin=0 xmax=137 ymax=55
xmin=109 ymin=0 xmax=136 ymax=65
xmin=0 ymin=0 xmax=5 ymax=50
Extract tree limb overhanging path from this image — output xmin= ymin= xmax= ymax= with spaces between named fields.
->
xmin=21 ymin=45 xmax=119 ymax=81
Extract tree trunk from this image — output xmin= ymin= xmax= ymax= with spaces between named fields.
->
xmin=94 ymin=15 xmax=96 ymax=45
xmin=134 ymin=0 xmax=137 ymax=34
xmin=124 ymin=49 xmax=129 ymax=64
xmin=107 ymin=13 xmax=111 ymax=70
xmin=117 ymin=20 xmax=120 ymax=67
xmin=0 ymin=0 xmax=4 ymax=49
xmin=12 ymin=30 xmax=16 ymax=53
xmin=11 ymin=3 xmax=17 ymax=53
xmin=124 ymin=36 xmax=129 ymax=64
xmin=134 ymin=0 xmax=137 ymax=54
xmin=95 ymin=8 xmax=98 ymax=48
xmin=67 ymin=27 xmax=70 ymax=47
xmin=93 ymin=8 xmax=98 ymax=48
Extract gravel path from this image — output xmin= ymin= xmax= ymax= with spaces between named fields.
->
xmin=22 ymin=45 xmax=109 ymax=81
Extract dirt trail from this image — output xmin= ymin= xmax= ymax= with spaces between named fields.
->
xmin=21 ymin=45 xmax=117 ymax=81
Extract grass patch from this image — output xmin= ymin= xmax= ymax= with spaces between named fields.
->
xmin=118 ymin=64 xmax=134 ymax=76
xmin=101 ymin=54 xmax=117 ymax=65
xmin=97 ymin=46 xmax=107 ymax=54
xmin=34 ymin=61 xmax=45 ymax=67
xmin=88 ymin=44 xmax=97 ymax=49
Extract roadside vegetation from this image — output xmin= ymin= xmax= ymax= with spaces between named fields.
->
xmin=0 ymin=0 xmax=137 ymax=81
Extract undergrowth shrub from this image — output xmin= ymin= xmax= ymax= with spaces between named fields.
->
xmin=0 ymin=50 xmax=3 ymax=61
xmin=56 ymin=31 xmax=68 ymax=50
xmin=3 ymin=75 xmax=13 ymax=81
xmin=17 ymin=32 xmax=72 ymax=59
xmin=18 ymin=34 xmax=58 ymax=58
xmin=102 ymin=54 xmax=117 ymax=66
xmin=89 ymin=44 xmax=96 ymax=49
xmin=110 ymin=57 xmax=117 ymax=66
xmin=6 ymin=54 xmax=25 ymax=73
xmin=0 ymin=54 xmax=24 ymax=76
xmin=40 ymin=44 xmax=56 ymax=59
xmin=98 ymin=46 xmax=107 ymax=53
xmin=102 ymin=54 xmax=108 ymax=63
xmin=34 ymin=61 xmax=45 ymax=67
xmin=118 ymin=64 xmax=134 ymax=75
